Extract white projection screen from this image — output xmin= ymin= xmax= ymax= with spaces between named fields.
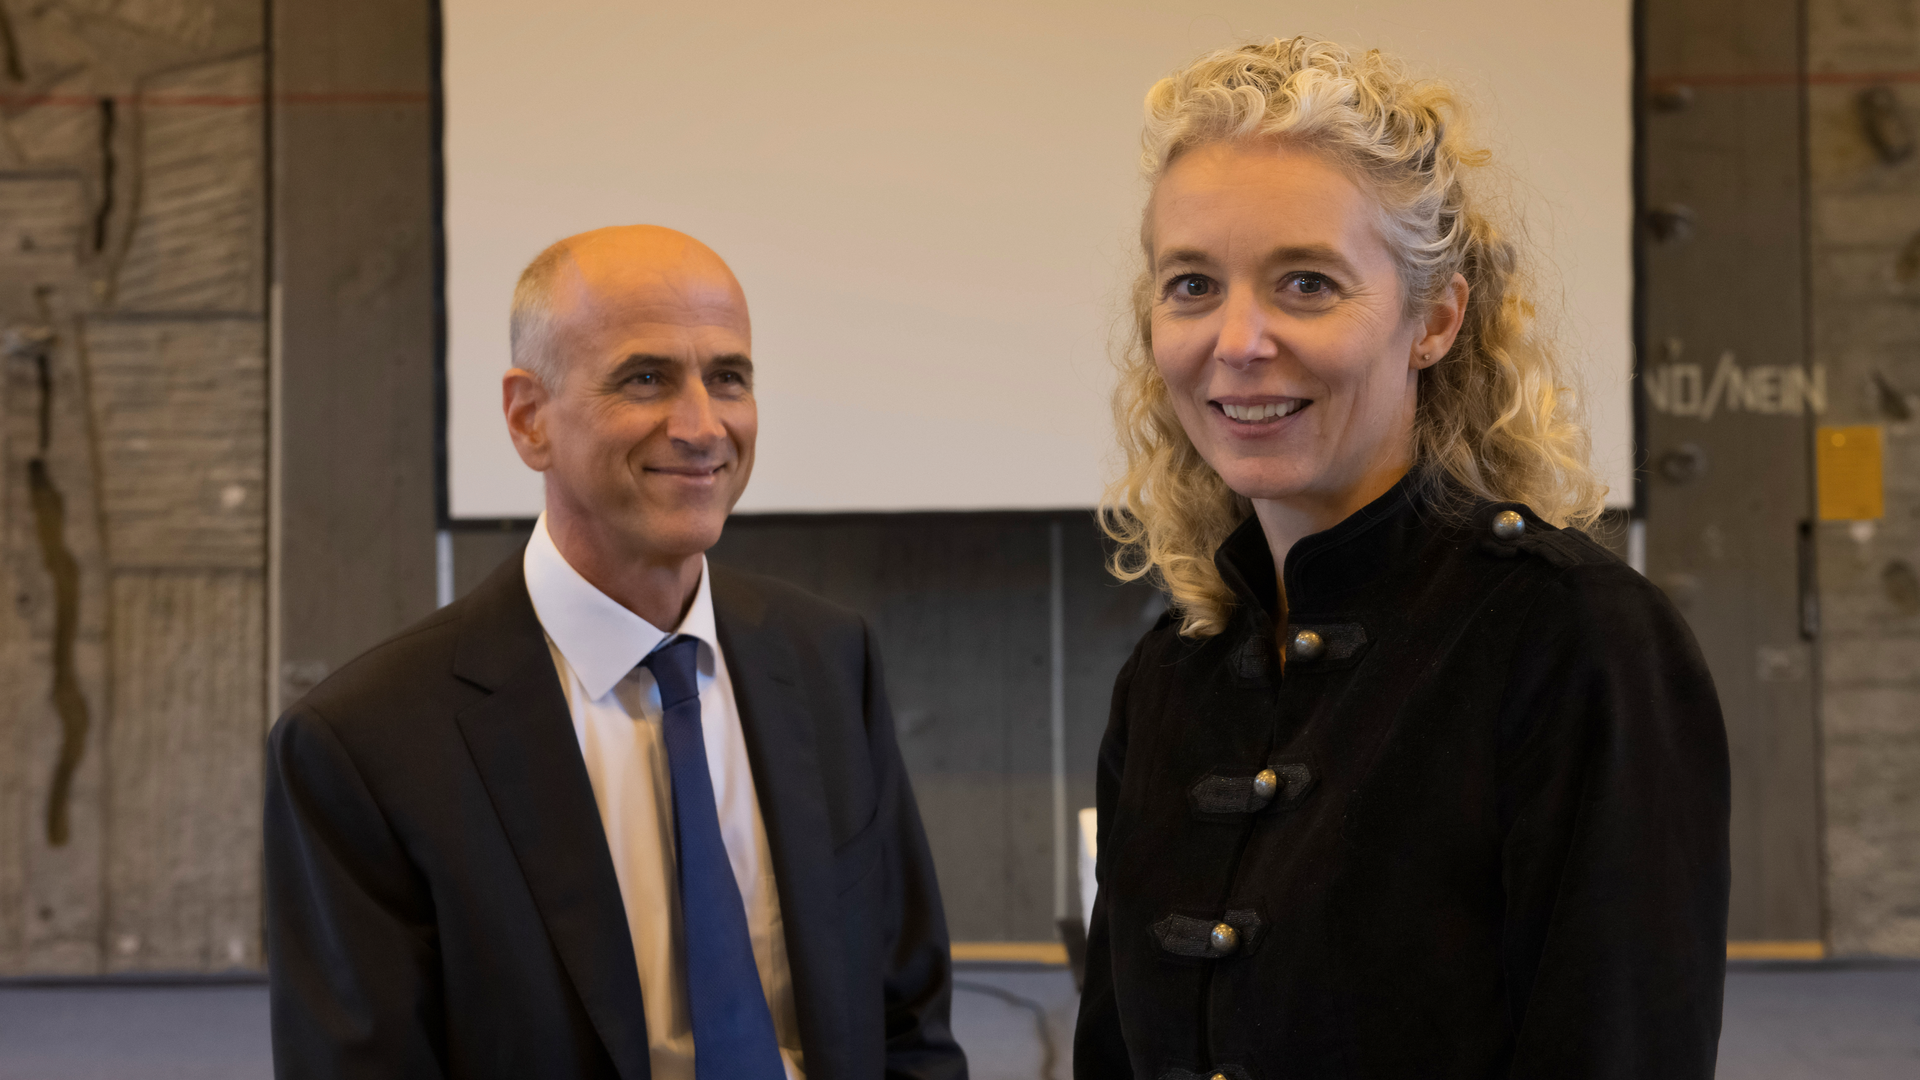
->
xmin=444 ymin=0 xmax=1633 ymax=518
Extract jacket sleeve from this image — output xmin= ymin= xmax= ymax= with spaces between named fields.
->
xmin=264 ymin=704 xmax=446 ymax=1080
xmin=860 ymin=621 xmax=969 ymax=1080
xmin=1073 ymin=639 xmax=1143 ymax=1080
xmin=1497 ymin=563 xmax=1731 ymax=1079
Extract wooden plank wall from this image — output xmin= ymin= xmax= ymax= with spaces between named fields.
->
xmin=1807 ymin=0 xmax=1920 ymax=956
xmin=1641 ymin=0 xmax=1826 ymax=945
xmin=270 ymin=0 xmax=439 ymax=710
xmin=0 ymin=2 xmax=267 ymax=974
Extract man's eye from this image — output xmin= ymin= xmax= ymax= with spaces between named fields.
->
xmin=630 ymin=372 xmax=659 ymax=385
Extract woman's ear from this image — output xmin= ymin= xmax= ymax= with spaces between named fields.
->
xmin=1410 ymin=272 xmax=1469 ymax=370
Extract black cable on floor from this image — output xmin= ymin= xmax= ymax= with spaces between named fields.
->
xmin=953 ymin=978 xmax=1058 ymax=1080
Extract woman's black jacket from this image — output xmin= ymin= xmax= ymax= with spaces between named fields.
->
xmin=1074 ymin=480 xmax=1731 ymax=1079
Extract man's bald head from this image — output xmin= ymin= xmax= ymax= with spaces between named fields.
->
xmin=500 ymin=223 xmax=758 ymax=610
xmin=509 ymin=225 xmax=748 ymax=386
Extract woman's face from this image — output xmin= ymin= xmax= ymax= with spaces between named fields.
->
xmin=1148 ymin=140 xmax=1459 ymax=523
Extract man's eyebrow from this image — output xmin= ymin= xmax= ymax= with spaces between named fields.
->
xmin=602 ymin=353 xmax=677 ymax=384
xmin=600 ymin=352 xmax=753 ymax=387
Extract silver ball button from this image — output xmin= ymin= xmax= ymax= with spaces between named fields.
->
xmin=1252 ymin=768 xmax=1279 ymax=801
xmin=1290 ymin=628 xmax=1325 ymax=661
xmin=1208 ymin=922 xmax=1239 ymax=956
xmin=1491 ymin=509 xmax=1526 ymax=540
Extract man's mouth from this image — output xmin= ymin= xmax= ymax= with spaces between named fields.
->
xmin=1214 ymin=399 xmax=1309 ymax=424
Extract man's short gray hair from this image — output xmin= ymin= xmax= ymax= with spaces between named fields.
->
xmin=509 ymin=240 xmax=577 ymax=386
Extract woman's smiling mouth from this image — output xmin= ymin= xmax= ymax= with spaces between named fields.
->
xmin=1213 ymin=398 xmax=1310 ymax=424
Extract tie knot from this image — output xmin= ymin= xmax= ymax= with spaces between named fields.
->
xmin=640 ymin=635 xmax=702 ymax=708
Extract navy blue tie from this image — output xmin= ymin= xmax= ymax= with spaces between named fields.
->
xmin=641 ymin=636 xmax=787 ymax=1080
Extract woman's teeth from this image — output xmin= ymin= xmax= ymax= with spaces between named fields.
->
xmin=1219 ymin=400 xmax=1305 ymax=422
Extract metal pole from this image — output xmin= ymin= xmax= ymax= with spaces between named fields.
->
xmin=1049 ymin=520 xmax=1068 ymax=921
xmin=436 ymin=529 xmax=455 ymax=608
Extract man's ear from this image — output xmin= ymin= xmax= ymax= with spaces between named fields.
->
xmin=503 ymin=368 xmax=554 ymax=471
xmin=1410 ymin=272 xmax=1469 ymax=371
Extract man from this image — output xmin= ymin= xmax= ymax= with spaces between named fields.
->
xmin=265 ymin=226 xmax=966 ymax=1080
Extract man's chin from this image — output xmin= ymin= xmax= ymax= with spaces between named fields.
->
xmin=622 ymin=503 xmax=731 ymax=559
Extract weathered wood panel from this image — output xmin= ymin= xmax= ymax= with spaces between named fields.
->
xmin=0 ymin=174 xmax=89 ymax=288
xmin=82 ymin=314 xmax=266 ymax=974
xmin=1 ymin=78 xmax=105 ymax=173
xmin=271 ymin=0 xmax=439 ymax=707
xmin=1807 ymin=0 xmax=1920 ymax=957
xmin=0 ymin=0 xmax=270 ymax=976
xmin=0 ymin=170 xmax=92 ymax=975
xmin=102 ymin=569 xmax=263 ymax=972
xmin=1643 ymin=0 xmax=1825 ymax=943
xmin=1 ymin=319 xmax=114 ymax=975
xmin=84 ymin=318 xmax=265 ymax=570
xmin=113 ymin=54 xmax=265 ymax=314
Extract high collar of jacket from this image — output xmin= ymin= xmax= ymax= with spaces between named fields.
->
xmin=1213 ymin=472 xmax=1435 ymax=625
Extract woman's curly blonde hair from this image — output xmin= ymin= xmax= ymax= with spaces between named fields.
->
xmin=1103 ymin=37 xmax=1607 ymax=638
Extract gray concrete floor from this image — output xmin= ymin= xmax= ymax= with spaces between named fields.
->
xmin=0 ymin=962 xmax=1914 ymax=1078
xmin=1717 ymin=963 xmax=1920 ymax=1080
xmin=0 ymin=980 xmax=269 ymax=1080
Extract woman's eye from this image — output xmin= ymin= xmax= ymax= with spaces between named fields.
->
xmin=1168 ymin=274 xmax=1212 ymax=298
xmin=1286 ymin=273 xmax=1334 ymax=296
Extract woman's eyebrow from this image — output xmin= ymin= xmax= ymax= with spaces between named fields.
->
xmin=1157 ymin=244 xmax=1362 ymax=279
xmin=1155 ymin=247 xmax=1214 ymax=271
xmin=1264 ymin=244 xmax=1361 ymax=279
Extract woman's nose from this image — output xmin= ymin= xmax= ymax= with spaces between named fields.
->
xmin=1212 ymin=287 xmax=1278 ymax=370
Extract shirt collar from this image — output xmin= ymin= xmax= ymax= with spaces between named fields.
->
xmin=1212 ymin=471 xmax=1429 ymax=625
xmin=522 ymin=512 xmax=719 ymax=701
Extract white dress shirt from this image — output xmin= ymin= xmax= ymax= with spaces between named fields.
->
xmin=523 ymin=515 xmax=804 ymax=1080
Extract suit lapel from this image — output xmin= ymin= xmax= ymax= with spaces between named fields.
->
xmin=451 ymin=556 xmax=652 ymax=1080
xmin=710 ymin=567 xmax=851 ymax=1078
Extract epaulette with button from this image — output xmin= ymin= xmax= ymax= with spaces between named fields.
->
xmin=1475 ymin=502 xmax=1585 ymax=569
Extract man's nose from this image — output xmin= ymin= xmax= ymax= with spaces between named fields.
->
xmin=1213 ymin=286 xmax=1279 ymax=371
xmin=667 ymin=380 xmax=728 ymax=449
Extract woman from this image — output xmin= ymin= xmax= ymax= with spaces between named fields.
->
xmin=1076 ymin=39 xmax=1729 ymax=1080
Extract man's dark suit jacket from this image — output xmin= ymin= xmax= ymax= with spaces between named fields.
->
xmin=264 ymin=552 xmax=966 ymax=1080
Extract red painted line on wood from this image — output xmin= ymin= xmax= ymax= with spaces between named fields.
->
xmin=1648 ymin=70 xmax=1920 ymax=89
xmin=0 ymin=90 xmax=428 ymax=108
xmin=279 ymin=91 xmax=430 ymax=105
